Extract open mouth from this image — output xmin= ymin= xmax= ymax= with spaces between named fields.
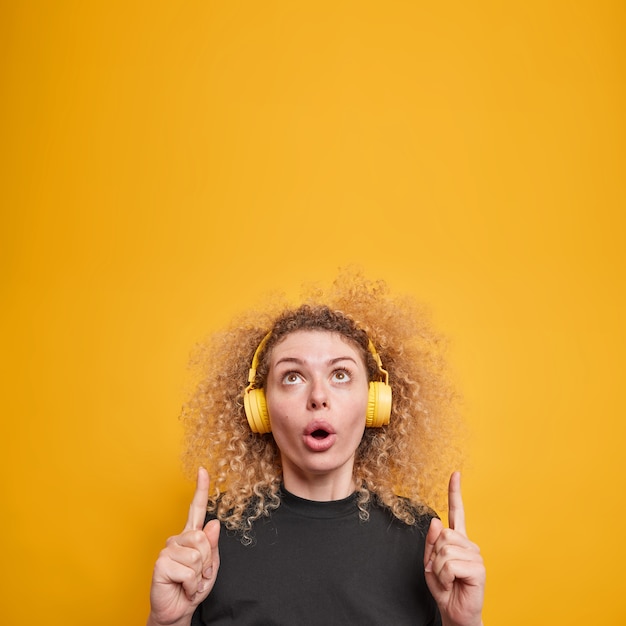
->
xmin=311 ymin=429 xmax=330 ymax=440
xmin=303 ymin=422 xmax=336 ymax=451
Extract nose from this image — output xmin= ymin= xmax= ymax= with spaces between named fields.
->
xmin=307 ymin=378 xmax=329 ymax=410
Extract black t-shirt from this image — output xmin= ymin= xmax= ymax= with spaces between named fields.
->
xmin=192 ymin=488 xmax=442 ymax=625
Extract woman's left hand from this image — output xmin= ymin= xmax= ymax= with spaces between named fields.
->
xmin=424 ymin=472 xmax=486 ymax=626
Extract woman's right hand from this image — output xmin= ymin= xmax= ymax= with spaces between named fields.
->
xmin=148 ymin=468 xmax=221 ymax=626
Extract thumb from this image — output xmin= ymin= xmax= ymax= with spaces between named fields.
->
xmin=204 ymin=518 xmax=221 ymax=550
xmin=203 ymin=518 xmax=221 ymax=577
xmin=424 ymin=517 xmax=443 ymax=572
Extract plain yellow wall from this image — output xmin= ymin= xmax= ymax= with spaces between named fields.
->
xmin=2 ymin=2 xmax=625 ymax=624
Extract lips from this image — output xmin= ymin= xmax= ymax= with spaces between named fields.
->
xmin=303 ymin=421 xmax=337 ymax=452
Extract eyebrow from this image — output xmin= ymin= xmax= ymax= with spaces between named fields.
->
xmin=273 ymin=356 xmax=359 ymax=368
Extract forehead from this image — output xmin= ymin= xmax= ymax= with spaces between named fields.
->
xmin=269 ymin=330 xmax=364 ymax=363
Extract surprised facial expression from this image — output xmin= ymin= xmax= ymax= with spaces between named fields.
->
xmin=265 ymin=330 xmax=369 ymax=493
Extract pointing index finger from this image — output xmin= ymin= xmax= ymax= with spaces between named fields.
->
xmin=448 ymin=471 xmax=467 ymax=536
xmin=185 ymin=467 xmax=210 ymax=531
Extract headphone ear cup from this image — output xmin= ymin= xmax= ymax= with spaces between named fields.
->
xmin=366 ymin=381 xmax=392 ymax=428
xmin=244 ymin=388 xmax=272 ymax=434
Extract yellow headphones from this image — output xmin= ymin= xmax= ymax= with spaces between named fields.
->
xmin=243 ymin=332 xmax=392 ymax=434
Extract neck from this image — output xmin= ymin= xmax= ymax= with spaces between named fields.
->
xmin=282 ymin=469 xmax=356 ymax=501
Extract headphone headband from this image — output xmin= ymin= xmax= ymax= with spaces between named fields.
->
xmin=247 ymin=332 xmax=272 ymax=385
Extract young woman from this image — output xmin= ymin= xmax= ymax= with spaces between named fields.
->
xmin=148 ymin=274 xmax=485 ymax=625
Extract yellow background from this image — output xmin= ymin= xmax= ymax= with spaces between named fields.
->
xmin=2 ymin=2 xmax=625 ymax=624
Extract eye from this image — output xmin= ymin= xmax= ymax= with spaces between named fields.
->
xmin=331 ymin=369 xmax=351 ymax=383
xmin=282 ymin=371 xmax=303 ymax=385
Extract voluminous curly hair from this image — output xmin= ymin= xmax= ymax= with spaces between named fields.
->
xmin=181 ymin=270 xmax=462 ymax=544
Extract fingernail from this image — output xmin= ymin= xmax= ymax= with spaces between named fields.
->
xmin=203 ymin=566 xmax=213 ymax=579
xmin=197 ymin=580 xmax=207 ymax=593
xmin=425 ymin=559 xmax=433 ymax=573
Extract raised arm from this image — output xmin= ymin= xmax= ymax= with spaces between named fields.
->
xmin=424 ymin=472 xmax=485 ymax=626
xmin=148 ymin=468 xmax=221 ymax=626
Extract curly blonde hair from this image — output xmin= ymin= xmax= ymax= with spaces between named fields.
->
xmin=181 ymin=270 xmax=463 ymax=544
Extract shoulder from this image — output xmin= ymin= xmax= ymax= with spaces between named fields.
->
xmin=369 ymin=492 xmax=438 ymax=536
xmin=203 ymin=490 xmax=278 ymax=545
